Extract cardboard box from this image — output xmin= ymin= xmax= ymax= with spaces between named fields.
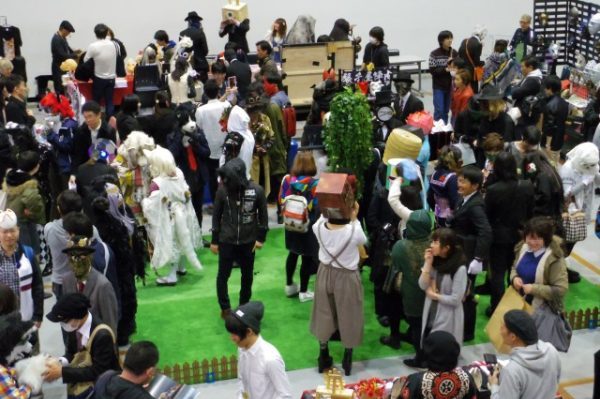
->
xmin=222 ymin=0 xmax=248 ymax=22
xmin=316 ymin=173 xmax=355 ymax=220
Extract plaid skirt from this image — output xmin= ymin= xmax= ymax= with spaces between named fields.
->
xmin=310 ymin=262 xmax=364 ymax=348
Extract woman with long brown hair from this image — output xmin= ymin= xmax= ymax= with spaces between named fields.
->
xmin=265 ymin=18 xmax=287 ymax=63
xmin=279 ymin=151 xmax=319 ymax=302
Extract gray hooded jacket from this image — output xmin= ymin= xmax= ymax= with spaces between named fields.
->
xmin=491 ymin=340 xmax=561 ymax=399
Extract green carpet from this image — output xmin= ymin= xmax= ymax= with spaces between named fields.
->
xmin=132 ymin=229 xmax=600 ymax=370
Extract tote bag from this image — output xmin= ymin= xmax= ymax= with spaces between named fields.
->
xmin=485 ymin=286 xmax=532 ymax=354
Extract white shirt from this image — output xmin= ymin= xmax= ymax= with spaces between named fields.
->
xmin=313 ymin=217 xmax=367 ymax=270
xmin=237 ymin=336 xmax=291 ymax=399
xmin=196 ymin=99 xmax=232 ymax=159
xmin=78 ymin=312 xmax=93 ymax=347
xmin=167 ymin=73 xmax=192 ymax=106
xmin=84 ymin=39 xmax=117 ymax=79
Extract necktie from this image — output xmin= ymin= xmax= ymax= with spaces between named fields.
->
xmin=77 ymin=281 xmax=85 ymax=293
xmin=186 ymin=146 xmax=198 ymax=171
xmin=76 ymin=331 xmax=83 ymax=351
xmin=398 ymin=100 xmax=404 ymax=115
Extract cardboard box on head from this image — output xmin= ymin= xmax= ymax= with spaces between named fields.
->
xmin=222 ymin=0 xmax=249 ymax=22
xmin=316 ymin=173 xmax=355 ymax=220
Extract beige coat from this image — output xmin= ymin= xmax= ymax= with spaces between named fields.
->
xmin=510 ymin=236 xmax=568 ymax=311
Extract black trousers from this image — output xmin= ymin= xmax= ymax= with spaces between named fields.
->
xmin=489 ymin=242 xmax=517 ymax=311
xmin=285 ymin=253 xmax=316 ymax=292
xmin=386 ymin=290 xmax=405 ymax=336
xmin=207 ymin=158 xmax=220 ymax=204
xmin=190 ymin=189 xmax=203 ymax=229
xmin=92 ymin=76 xmax=115 ymax=117
xmin=406 ymin=315 xmax=425 ymax=361
xmin=216 ymin=242 xmax=255 ymax=310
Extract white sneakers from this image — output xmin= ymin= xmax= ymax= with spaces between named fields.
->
xmin=299 ymin=291 xmax=315 ymax=303
xmin=285 ymin=284 xmax=314 ymax=302
xmin=285 ymin=283 xmax=299 ymax=297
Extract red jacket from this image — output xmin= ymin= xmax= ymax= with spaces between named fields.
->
xmin=451 ymin=86 xmax=474 ymax=117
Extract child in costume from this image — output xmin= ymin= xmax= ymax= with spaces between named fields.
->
xmin=142 ymin=146 xmax=203 ymax=286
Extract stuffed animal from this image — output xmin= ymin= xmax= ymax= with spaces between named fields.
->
xmin=14 ymin=354 xmax=52 ymax=394
xmin=142 ymin=146 xmax=203 ymax=286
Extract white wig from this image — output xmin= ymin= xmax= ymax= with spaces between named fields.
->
xmin=473 ymin=24 xmax=488 ymax=41
xmin=144 ymin=145 xmax=177 ymax=177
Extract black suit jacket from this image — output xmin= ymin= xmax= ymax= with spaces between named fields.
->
xmin=512 ymin=74 xmax=542 ymax=109
xmin=62 ymin=317 xmax=120 ymax=384
xmin=180 ymin=27 xmax=209 ymax=72
xmin=219 ymin=19 xmax=250 ymax=54
xmin=448 ymin=191 xmax=492 ymax=261
xmin=393 ymin=93 xmax=424 ymax=125
xmin=72 ymin=121 xmax=117 ymax=168
xmin=51 ymin=33 xmax=76 ymax=72
xmin=227 ymin=59 xmax=252 ymax=100
xmin=5 ymin=96 xmax=35 ymax=128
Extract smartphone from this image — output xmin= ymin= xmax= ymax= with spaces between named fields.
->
xmin=228 ymin=76 xmax=237 ymax=88
xmin=483 ymin=353 xmax=497 ymax=365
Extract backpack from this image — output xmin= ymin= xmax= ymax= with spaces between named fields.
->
xmin=282 ymin=194 xmax=309 ymax=233
xmin=282 ymin=103 xmax=297 ymax=138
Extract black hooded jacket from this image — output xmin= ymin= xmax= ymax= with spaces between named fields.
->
xmin=211 ymin=158 xmax=268 ymax=245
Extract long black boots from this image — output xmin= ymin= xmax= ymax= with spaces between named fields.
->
xmin=318 ymin=342 xmax=333 ymax=373
xmin=342 ymin=348 xmax=353 ymax=376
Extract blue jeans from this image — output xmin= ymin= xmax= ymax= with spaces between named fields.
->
xmin=92 ymin=77 xmax=115 ymax=117
xmin=433 ymin=89 xmax=451 ymax=123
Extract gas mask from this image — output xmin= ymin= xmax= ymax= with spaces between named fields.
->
xmin=69 ymin=254 xmax=92 ymax=280
xmin=396 ymin=82 xmax=410 ymax=97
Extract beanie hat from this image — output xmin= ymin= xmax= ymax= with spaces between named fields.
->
xmin=504 ymin=310 xmax=538 ymax=345
xmin=0 ymin=210 xmax=17 ymax=229
xmin=232 ymin=301 xmax=264 ymax=333
xmin=423 ymin=331 xmax=460 ymax=372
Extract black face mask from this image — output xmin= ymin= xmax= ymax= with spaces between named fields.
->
xmin=221 ymin=175 xmax=240 ymax=193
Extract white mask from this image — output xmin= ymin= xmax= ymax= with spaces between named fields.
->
xmin=369 ymin=37 xmax=378 ymax=45
xmin=60 ymin=321 xmax=78 ymax=332
xmin=450 ymin=70 xmax=457 ymax=77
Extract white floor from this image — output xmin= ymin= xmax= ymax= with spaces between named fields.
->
xmin=37 ymin=75 xmax=599 ymax=398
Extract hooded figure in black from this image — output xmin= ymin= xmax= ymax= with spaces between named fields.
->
xmin=211 ymin=158 xmax=268 ymax=316
xmin=329 ymin=19 xmax=351 ymax=41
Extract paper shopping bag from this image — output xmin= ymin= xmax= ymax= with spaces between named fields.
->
xmin=485 ymin=286 xmax=532 ymax=354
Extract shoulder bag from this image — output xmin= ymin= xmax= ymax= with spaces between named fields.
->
xmin=531 ymin=298 xmax=572 ymax=352
xmin=562 ymin=195 xmax=587 ymax=243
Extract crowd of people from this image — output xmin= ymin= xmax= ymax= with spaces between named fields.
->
xmin=0 ymin=8 xmax=598 ymax=399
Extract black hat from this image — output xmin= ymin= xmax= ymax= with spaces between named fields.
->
xmin=423 ymin=331 xmax=460 ymax=372
xmin=185 ymin=11 xmax=203 ymax=22
xmin=504 ymin=310 xmax=538 ymax=345
xmin=59 ymin=20 xmax=75 ymax=33
xmin=393 ymin=71 xmax=414 ymax=85
xmin=475 ymin=84 xmax=503 ymax=101
xmin=232 ymin=301 xmax=264 ymax=332
xmin=62 ymin=235 xmax=95 ymax=255
xmin=46 ymin=293 xmax=91 ymax=323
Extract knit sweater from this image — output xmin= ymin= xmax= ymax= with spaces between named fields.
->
xmin=429 ymin=47 xmax=458 ymax=91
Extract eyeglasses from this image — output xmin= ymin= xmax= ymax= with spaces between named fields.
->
xmin=246 ymin=96 xmax=261 ymax=105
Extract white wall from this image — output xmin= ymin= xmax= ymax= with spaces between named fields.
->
xmin=1 ymin=0 xmax=532 ymax=92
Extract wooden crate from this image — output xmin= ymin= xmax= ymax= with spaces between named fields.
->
xmin=222 ymin=0 xmax=248 ymax=21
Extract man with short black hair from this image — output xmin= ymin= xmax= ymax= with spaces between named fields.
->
xmin=45 ymin=190 xmax=101 ymax=301
xmin=512 ymin=55 xmax=543 ymax=140
xmin=72 ymin=100 xmax=117 ymax=168
xmin=196 ymin=79 xmax=232 ymax=202
xmin=225 ymin=48 xmax=252 ymax=100
xmin=542 ymin=75 xmax=569 ymax=165
xmin=224 ymin=301 xmax=291 ymax=399
xmin=4 ymin=74 xmax=36 ymax=128
xmin=44 ymin=293 xmax=120 ymax=398
xmin=255 ymin=40 xmax=278 ymax=79
xmin=51 ymin=20 xmax=77 ymax=94
xmin=153 ymin=30 xmax=176 ymax=67
xmin=489 ymin=309 xmax=560 ymax=399
xmin=94 ymin=341 xmax=158 ymax=399
xmin=448 ymin=165 xmax=492 ymax=341
xmin=84 ymin=23 xmax=118 ymax=117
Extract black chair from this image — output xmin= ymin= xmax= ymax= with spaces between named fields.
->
xmin=133 ymin=65 xmax=162 ymax=108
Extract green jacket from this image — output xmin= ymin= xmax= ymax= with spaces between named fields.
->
xmin=265 ymin=103 xmax=288 ymax=177
xmin=3 ymin=171 xmax=46 ymax=224
xmin=387 ymin=209 xmax=432 ymax=318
